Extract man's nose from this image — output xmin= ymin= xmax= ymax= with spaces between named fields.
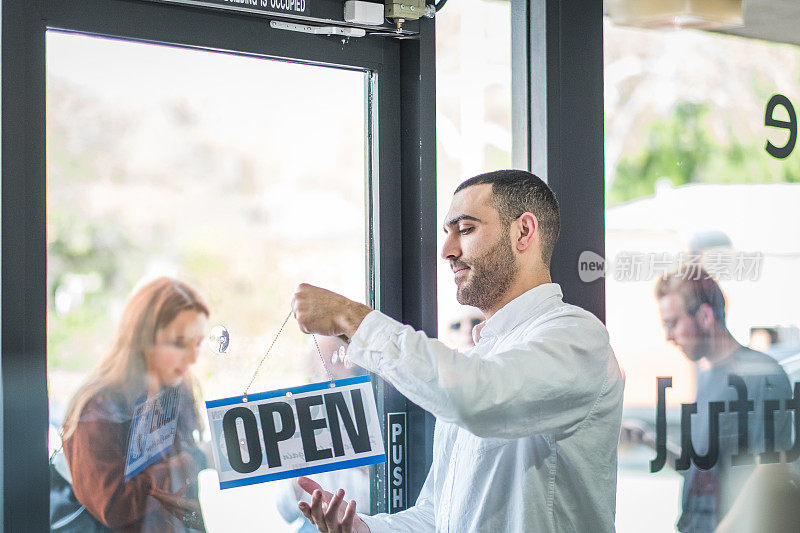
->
xmin=441 ymin=234 xmax=460 ymax=261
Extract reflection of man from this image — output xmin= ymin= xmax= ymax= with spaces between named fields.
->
xmin=748 ymin=327 xmax=778 ymax=353
xmin=442 ymin=306 xmax=482 ymax=351
xmin=651 ymin=270 xmax=791 ymax=532
xmin=291 ymin=170 xmax=624 ymax=532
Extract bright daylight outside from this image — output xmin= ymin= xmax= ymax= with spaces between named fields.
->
xmin=47 ymin=31 xmax=368 ymax=532
xmin=437 ymin=2 xmax=800 ymax=531
xmin=606 ymin=13 xmax=800 ymax=533
xmin=46 ymin=0 xmax=800 ymax=531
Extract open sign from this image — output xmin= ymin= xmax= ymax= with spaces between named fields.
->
xmin=206 ymin=375 xmax=385 ymax=489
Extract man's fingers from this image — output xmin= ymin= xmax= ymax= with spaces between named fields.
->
xmin=299 ymin=501 xmax=328 ymax=533
xmin=324 ymin=489 xmax=345 ymax=526
xmin=311 ymin=489 xmax=323 ymax=510
xmin=298 ymin=502 xmax=313 ymax=522
xmin=310 ymin=490 xmax=329 ymax=532
xmin=299 ymin=486 xmax=359 ymax=533
xmin=341 ymin=499 xmax=357 ymax=531
xmin=298 ymin=477 xmax=324 ymax=498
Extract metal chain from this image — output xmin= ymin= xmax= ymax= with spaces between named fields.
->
xmin=242 ymin=308 xmax=339 ymax=400
xmin=242 ymin=309 xmax=293 ymax=401
xmin=312 ymin=334 xmax=337 ymax=387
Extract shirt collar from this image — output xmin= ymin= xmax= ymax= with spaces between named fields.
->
xmin=473 ymin=283 xmax=563 ymax=343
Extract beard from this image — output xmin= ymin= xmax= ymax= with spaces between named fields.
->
xmin=684 ymin=316 xmax=712 ymax=362
xmin=454 ymin=235 xmax=518 ymax=311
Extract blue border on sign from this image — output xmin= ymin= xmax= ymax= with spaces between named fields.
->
xmin=218 ymin=453 xmax=387 ymax=490
xmin=205 ymin=375 xmax=371 ymax=409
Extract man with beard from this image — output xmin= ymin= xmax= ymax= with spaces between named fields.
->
xmin=649 ymin=271 xmax=791 ymax=532
xmin=290 ymin=169 xmax=624 ymax=532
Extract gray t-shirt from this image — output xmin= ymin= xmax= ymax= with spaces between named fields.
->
xmin=678 ymin=347 xmax=792 ymax=533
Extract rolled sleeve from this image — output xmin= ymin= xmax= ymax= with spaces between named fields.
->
xmin=347 ymin=311 xmax=409 ymax=372
xmin=359 ymin=510 xmax=434 ymax=533
xmin=359 ymin=513 xmax=391 ymax=533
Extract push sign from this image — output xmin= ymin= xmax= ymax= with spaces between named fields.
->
xmin=206 ymin=375 xmax=385 ymax=489
xmin=386 ymin=413 xmax=407 ymax=513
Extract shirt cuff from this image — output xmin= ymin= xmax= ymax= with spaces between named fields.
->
xmin=358 ymin=513 xmax=390 ymax=533
xmin=346 ymin=310 xmax=406 ymax=373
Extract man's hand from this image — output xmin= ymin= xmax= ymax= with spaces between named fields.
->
xmin=619 ymin=419 xmax=680 ymax=470
xmin=292 ymin=284 xmax=372 ymax=339
xmin=619 ymin=419 xmax=655 ymax=448
xmin=296 ymin=476 xmax=370 ymax=533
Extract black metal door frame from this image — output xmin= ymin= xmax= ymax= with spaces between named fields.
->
xmin=512 ymin=0 xmax=605 ymax=321
xmin=1 ymin=0 xmax=436 ymax=529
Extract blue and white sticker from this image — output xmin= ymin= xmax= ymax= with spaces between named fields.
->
xmin=124 ymin=387 xmax=180 ymax=482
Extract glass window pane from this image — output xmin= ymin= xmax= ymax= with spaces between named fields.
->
xmin=436 ymin=0 xmax=512 ymax=346
xmin=47 ymin=31 xmax=370 ymax=532
xmin=606 ymin=9 xmax=800 ymax=531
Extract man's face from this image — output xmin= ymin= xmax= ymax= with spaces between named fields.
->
xmin=658 ymin=294 xmax=709 ymax=362
xmin=440 ymin=184 xmax=518 ymax=311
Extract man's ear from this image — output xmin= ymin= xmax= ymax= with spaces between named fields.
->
xmin=695 ymin=303 xmax=716 ymax=330
xmin=514 ymin=212 xmax=538 ymax=252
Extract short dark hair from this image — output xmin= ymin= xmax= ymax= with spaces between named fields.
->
xmin=655 ymin=269 xmax=727 ymax=324
xmin=454 ymin=169 xmax=561 ymax=268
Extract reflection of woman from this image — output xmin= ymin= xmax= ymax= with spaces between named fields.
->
xmin=62 ymin=278 xmax=210 ymax=532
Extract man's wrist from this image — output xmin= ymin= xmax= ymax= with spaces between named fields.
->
xmin=338 ymin=302 xmax=373 ymax=339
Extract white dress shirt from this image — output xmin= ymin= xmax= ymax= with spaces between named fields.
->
xmin=346 ymin=283 xmax=624 ymax=532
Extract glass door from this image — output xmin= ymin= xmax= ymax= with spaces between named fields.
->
xmin=46 ymin=31 xmax=372 ymax=532
xmin=2 ymin=0 xmax=436 ymax=530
